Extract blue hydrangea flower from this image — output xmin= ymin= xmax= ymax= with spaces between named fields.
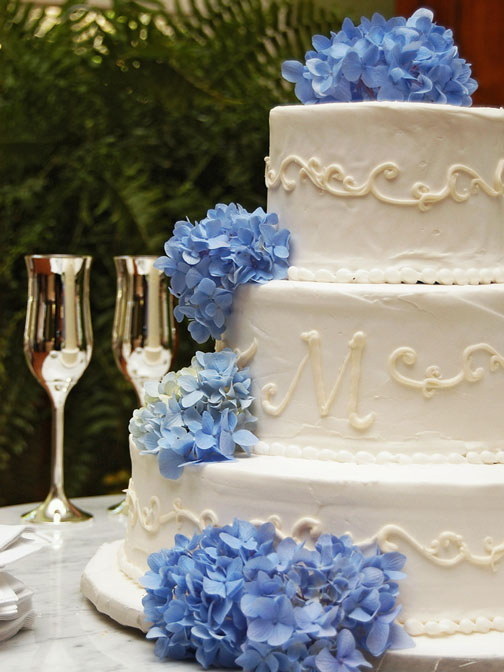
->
xmin=155 ymin=203 xmax=291 ymax=342
xmin=282 ymin=9 xmax=477 ymax=105
xmin=129 ymin=349 xmax=257 ymax=479
xmin=142 ymin=522 xmax=413 ymax=670
xmin=142 ymin=521 xmax=277 ymax=667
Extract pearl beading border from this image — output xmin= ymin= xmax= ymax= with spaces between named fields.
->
xmin=403 ymin=615 xmax=504 ymax=637
xmin=288 ymin=265 xmax=504 ymax=285
xmin=252 ymin=441 xmax=504 ymax=465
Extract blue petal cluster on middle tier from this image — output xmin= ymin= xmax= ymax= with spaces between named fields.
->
xmin=129 ymin=350 xmax=257 ymax=479
xmin=155 ymin=203 xmax=290 ymax=343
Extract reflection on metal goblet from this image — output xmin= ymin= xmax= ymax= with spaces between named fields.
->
xmin=23 ymin=255 xmax=93 ymax=524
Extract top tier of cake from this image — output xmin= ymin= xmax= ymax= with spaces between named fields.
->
xmin=266 ymin=102 xmax=504 ymax=284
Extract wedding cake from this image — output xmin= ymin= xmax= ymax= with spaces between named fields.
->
xmin=122 ymin=97 xmax=504 ymax=635
xmin=83 ymin=8 xmax=504 ymax=670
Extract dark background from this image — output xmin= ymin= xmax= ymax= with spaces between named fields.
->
xmin=398 ymin=0 xmax=504 ymax=107
xmin=0 ymin=0 xmax=502 ymax=506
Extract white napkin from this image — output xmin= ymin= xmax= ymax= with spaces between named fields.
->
xmin=0 ymin=524 xmax=49 ymax=568
xmin=0 ymin=574 xmax=32 ymax=619
xmin=0 ymin=524 xmax=49 ymax=641
xmin=0 ymin=572 xmax=36 ymax=641
xmin=0 ymin=611 xmax=36 ymax=642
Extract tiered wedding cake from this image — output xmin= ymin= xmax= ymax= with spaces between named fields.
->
xmin=122 ymin=97 xmax=504 ymax=639
xmin=83 ymin=7 xmax=504 ymax=668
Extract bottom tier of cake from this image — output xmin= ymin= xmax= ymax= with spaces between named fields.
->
xmin=123 ymin=440 xmax=504 ymax=638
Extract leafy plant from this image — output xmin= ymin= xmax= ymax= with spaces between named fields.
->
xmin=0 ymin=0 xmax=344 ymax=505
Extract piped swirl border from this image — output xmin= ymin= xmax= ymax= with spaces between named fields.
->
xmin=265 ymin=155 xmax=504 ymax=211
xmin=125 ymin=485 xmax=504 ymax=572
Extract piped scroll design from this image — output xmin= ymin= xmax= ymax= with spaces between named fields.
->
xmin=249 ymin=514 xmax=323 ymax=543
xmin=261 ymin=330 xmax=375 ymax=431
xmin=126 ymin=485 xmax=325 ymax=544
xmin=367 ymin=525 xmax=504 ymax=572
xmin=265 ymin=155 xmax=504 ymax=212
xmin=126 ymin=484 xmax=218 ymax=534
xmin=389 ymin=342 xmax=504 ymax=399
xmin=126 ymin=483 xmax=504 ymax=572
xmin=251 ymin=519 xmax=504 ymax=572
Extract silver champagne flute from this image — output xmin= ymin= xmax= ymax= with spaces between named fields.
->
xmin=23 ymin=255 xmax=93 ymax=524
xmin=110 ymin=255 xmax=176 ymax=512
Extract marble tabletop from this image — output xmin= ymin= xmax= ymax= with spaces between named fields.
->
xmin=0 ymin=495 xmax=192 ymax=672
xmin=0 ymin=495 xmax=503 ymax=672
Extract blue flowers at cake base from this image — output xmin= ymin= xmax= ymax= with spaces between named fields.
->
xmin=142 ymin=520 xmax=414 ymax=670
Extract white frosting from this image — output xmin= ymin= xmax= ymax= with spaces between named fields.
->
xmin=267 ymin=102 xmax=504 ymax=283
xmin=123 ymin=441 xmax=504 ymax=634
xmin=224 ymin=281 xmax=504 ymax=456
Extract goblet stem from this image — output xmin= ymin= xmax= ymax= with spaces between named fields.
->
xmin=52 ymin=403 xmax=65 ymax=496
xmin=21 ymin=399 xmax=92 ymax=524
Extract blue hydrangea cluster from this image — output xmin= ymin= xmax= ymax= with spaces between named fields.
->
xmin=129 ymin=350 xmax=257 ymax=479
xmin=142 ymin=520 xmax=413 ymax=671
xmin=155 ymin=203 xmax=290 ymax=343
xmin=282 ymin=9 xmax=477 ymax=106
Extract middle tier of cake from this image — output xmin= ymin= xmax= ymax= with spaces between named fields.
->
xmin=223 ymin=280 xmax=504 ymax=463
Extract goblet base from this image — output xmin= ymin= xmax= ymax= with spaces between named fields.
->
xmin=108 ymin=498 xmax=129 ymax=516
xmin=21 ymin=488 xmax=93 ymax=524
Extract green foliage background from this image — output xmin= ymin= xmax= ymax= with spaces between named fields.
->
xmin=0 ymin=0 xmax=347 ymax=506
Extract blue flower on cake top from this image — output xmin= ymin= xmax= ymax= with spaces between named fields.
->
xmin=155 ymin=203 xmax=290 ymax=343
xmin=142 ymin=520 xmax=413 ymax=670
xmin=129 ymin=349 xmax=257 ymax=479
xmin=282 ymin=9 xmax=477 ymax=106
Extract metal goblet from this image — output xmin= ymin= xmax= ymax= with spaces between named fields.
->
xmin=23 ymin=254 xmax=93 ymax=524
xmin=110 ymin=255 xmax=177 ymax=513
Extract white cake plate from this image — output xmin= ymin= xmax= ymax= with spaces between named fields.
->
xmin=81 ymin=540 xmax=148 ymax=633
xmin=81 ymin=541 xmax=504 ymax=671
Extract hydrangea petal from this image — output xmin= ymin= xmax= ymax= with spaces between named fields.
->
xmin=387 ymin=622 xmax=415 ymax=650
xmin=233 ymin=429 xmax=258 ymax=447
xmin=281 ymin=60 xmax=305 ymax=83
xmin=181 ymin=389 xmax=204 ymax=408
xmin=365 ymin=619 xmax=390 ymax=657
xmin=248 ymin=618 xmax=274 ymax=643
xmin=268 ymin=622 xmax=294 ymax=647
